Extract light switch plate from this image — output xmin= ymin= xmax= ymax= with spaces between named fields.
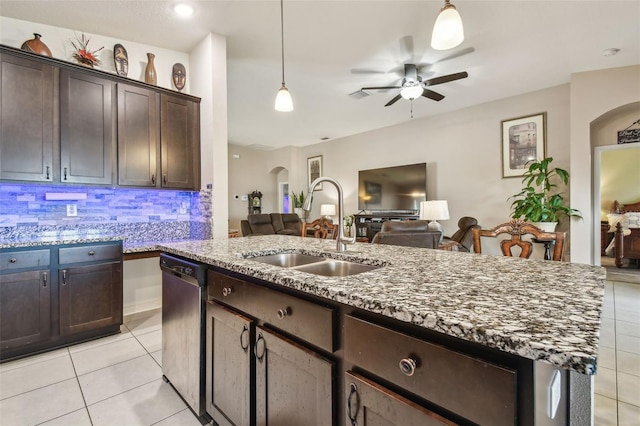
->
xmin=66 ymin=204 xmax=77 ymax=217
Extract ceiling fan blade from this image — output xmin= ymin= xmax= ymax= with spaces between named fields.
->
xmin=361 ymin=86 xmax=402 ymax=91
xmin=384 ymin=94 xmax=402 ymax=107
xmin=422 ymin=89 xmax=444 ymax=102
xmin=425 ymin=71 xmax=469 ymax=87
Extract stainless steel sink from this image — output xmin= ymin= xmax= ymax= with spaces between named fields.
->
xmin=292 ymin=260 xmax=379 ymax=277
xmin=249 ymin=253 xmax=326 ymax=268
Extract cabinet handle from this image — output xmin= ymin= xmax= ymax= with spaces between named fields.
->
xmin=347 ymin=383 xmax=359 ymax=426
xmin=399 ymin=357 xmax=418 ymax=377
xmin=276 ymin=307 xmax=290 ymax=319
xmin=163 ymin=175 xmax=167 ymax=185
xmin=222 ymin=287 xmax=233 ymax=297
xmin=45 ymin=166 xmax=50 ymax=180
xmin=88 ymin=250 xmax=95 ymax=256
xmin=151 ymin=174 xmax=156 ymax=185
xmin=42 ymin=272 xmax=48 ymax=288
xmin=62 ymin=269 xmax=68 ymax=286
xmin=240 ymin=325 xmax=249 ymax=352
xmin=254 ymin=333 xmax=266 ymax=361
xmin=9 ymin=258 xmax=17 ymax=263
xmin=63 ymin=167 xmax=68 ymax=180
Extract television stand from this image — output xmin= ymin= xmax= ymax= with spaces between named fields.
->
xmin=354 ymin=212 xmax=419 ymax=242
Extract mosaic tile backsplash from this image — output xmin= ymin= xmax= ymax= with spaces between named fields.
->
xmin=0 ymin=184 xmax=212 ymax=244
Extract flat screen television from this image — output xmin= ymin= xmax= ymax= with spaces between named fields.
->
xmin=358 ymin=163 xmax=427 ymax=212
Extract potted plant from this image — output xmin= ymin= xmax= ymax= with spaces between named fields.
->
xmin=509 ymin=157 xmax=582 ymax=231
xmin=291 ymin=191 xmax=306 ymax=217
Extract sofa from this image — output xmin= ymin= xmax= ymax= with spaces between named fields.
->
xmin=241 ymin=213 xmax=302 ymax=236
xmin=371 ymin=220 xmax=441 ymax=248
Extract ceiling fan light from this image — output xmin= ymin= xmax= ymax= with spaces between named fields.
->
xmin=431 ymin=1 xmax=464 ymax=51
xmin=400 ymin=85 xmax=424 ymax=100
xmin=275 ymin=85 xmax=294 ymax=112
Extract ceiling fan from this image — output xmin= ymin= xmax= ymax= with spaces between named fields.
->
xmin=360 ymin=64 xmax=468 ymax=107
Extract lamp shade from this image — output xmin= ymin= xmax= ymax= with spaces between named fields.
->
xmin=431 ymin=1 xmax=464 ymax=50
xmin=320 ymin=204 xmax=337 ymax=217
xmin=400 ymin=85 xmax=424 ymax=100
xmin=275 ymin=85 xmax=293 ymax=112
xmin=419 ymin=200 xmax=450 ymax=221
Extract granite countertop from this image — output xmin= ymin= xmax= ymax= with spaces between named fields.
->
xmin=0 ymin=234 xmax=127 ymax=248
xmin=158 ymin=235 xmax=606 ymax=375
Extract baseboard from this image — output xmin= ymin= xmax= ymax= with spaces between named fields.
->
xmin=123 ymin=305 xmax=162 ymax=323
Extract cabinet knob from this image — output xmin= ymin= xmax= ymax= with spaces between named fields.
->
xmin=9 ymin=258 xmax=17 ymax=263
xmin=222 ymin=287 xmax=233 ymax=297
xmin=276 ymin=307 xmax=290 ymax=319
xmin=399 ymin=357 xmax=418 ymax=376
xmin=88 ymin=250 xmax=95 ymax=256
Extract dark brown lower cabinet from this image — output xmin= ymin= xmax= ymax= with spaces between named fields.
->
xmin=206 ymin=301 xmax=254 ymax=426
xmin=0 ymin=242 xmax=123 ymax=361
xmin=255 ymin=326 xmax=333 ymax=426
xmin=59 ymin=262 xmax=122 ymax=336
xmin=345 ymin=371 xmax=457 ymax=426
xmin=0 ymin=270 xmax=51 ymax=351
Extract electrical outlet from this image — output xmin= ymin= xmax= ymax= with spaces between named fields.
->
xmin=66 ymin=204 xmax=77 ymax=217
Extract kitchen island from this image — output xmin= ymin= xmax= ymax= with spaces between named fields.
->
xmin=158 ymin=235 xmax=605 ymax=425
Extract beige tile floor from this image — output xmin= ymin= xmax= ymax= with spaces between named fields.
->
xmin=0 ymin=312 xmax=202 ymax=426
xmin=0 ymin=280 xmax=638 ymax=425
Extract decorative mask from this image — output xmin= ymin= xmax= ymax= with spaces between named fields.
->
xmin=172 ymin=63 xmax=186 ymax=91
xmin=113 ymin=44 xmax=128 ymax=77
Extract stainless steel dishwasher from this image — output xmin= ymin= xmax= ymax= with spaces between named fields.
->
xmin=160 ymin=253 xmax=207 ymax=417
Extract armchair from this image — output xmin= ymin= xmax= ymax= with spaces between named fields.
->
xmin=441 ymin=216 xmax=480 ymax=252
xmin=371 ymin=220 xmax=440 ymax=248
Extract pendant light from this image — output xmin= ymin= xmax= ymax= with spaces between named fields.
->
xmin=275 ymin=0 xmax=293 ymax=112
xmin=431 ymin=0 xmax=464 ymax=51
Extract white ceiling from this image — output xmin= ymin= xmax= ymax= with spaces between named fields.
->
xmin=1 ymin=1 xmax=639 ymax=150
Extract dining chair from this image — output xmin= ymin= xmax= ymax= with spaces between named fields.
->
xmin=302 ymin=217 xmax=338 ymax=239
xmin=472 ymin=219 xmax=566 ymax=261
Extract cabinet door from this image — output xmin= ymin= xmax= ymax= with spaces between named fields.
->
xmin=0 ymin=270 xmax=51 ymax=351
xmin=255 ymin=326 xmax=333 ymax=426
xmin=0 ymin=53 xmax=54 ymax=182
xmin=160 ymin=94 xmax=199 ymax=189
xmin=59 ymin=69 xmax=115 ymax=184
xmin=117 ymin=84 xmax=160 ymax=187
xmin=344 ymin=371 xmax=457 ymax=426
xmin=206 ymin=301 xmax=254 ymax=426
xmin=59 ymin=262 xmax=122 ymax=336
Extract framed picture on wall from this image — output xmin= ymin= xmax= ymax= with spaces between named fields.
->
xmin=501 ymin=112 xmax=546 ymax=178
xmin=307 ymin=155 xmax=323 ymax=191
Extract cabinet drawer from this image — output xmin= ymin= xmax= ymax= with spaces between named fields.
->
xmin=59 ymin=243 xmax=121 ymax=264
xmin=1 ymin=249 xmax=50 ymax=271
xmin=344 ymin=315 xmax=516 ymax=426
xmin=208 ymin=270 xmax=334 ymax=352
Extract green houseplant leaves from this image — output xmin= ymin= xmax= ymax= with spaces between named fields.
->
xmin=509 ymin=157 xmax=582 ymax=223
xmin=291 ymin=191 xmax=305 ymax=209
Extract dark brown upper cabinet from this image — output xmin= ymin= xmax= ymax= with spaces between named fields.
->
xmin=160 ymin=94 xmax=200 ymax=189
xmin=0 ymin=52 xmax=55 ymax=182
xmin=0 ymin=45 xmax=201 ymax=190
xmin=117 ymin=84 xmax=160 ymax=187
xmin=59 ymin=69 xmax=116 ymax=185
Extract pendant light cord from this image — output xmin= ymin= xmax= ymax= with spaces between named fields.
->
xmin=280 ymin=0 xmax=286 ymax=86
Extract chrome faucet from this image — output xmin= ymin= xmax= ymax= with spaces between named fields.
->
xmin=303 ymin=176 xmax=357 ymax=252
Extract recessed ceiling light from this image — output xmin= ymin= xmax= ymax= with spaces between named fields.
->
xmin=603 ymin=48 xmax=620 ymax=57
xmin=173 ymin=3 xmax=194 ymax=18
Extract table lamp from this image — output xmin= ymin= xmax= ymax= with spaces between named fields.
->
xmin=420 ymin=200 xmax=449 ymax=243
xmin=320 ymin=204 xmax=337 ymax=222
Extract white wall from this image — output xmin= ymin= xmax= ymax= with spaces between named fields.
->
xmin=570 ymin=65 xmax=640 ymax=265
xmin=1 ymin=17 xmax=189 ymax=92
xmin=190 ymin=33 xmax=229 ymax=239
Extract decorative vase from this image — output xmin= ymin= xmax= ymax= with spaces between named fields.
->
xmin=21 ymin=33 xmax=52 ymax=57
xmin=144 ymin=53 xmax=157 ymax=85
